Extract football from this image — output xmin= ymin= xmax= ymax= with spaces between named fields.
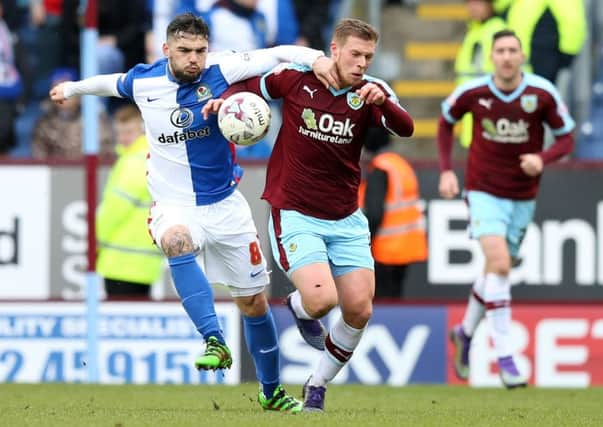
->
xmin=217 ymin=91 xmax=271 ymax=146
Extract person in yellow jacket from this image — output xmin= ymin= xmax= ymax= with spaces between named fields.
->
xmin=96 ymin=104 xmax=163 ymax=299
xmin=358 ymin=128 xmax=427 ymax=298
xmin=455 ymin=0 xmax=507 ymax=147
xmin=498 ymin=0 xmax=587 ymax=83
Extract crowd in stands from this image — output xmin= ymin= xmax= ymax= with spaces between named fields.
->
xmin=1 ymin=0 xmax=151 ymax=158
xmin=1 ymin=0 xmax=600 ymax=160
xmin=0 ymin=0 xmax=338 ymax=159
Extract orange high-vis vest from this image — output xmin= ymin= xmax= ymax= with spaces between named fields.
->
xmin=359 ymin=152 xmax=428 ymax=265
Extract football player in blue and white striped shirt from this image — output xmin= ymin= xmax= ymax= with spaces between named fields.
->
xmin=50 ymin=12 xmax=339 ymax=413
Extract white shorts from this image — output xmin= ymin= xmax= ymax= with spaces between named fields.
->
xmin=148 ymin=190 xmax=269 ymax=297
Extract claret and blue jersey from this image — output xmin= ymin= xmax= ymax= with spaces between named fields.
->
xmin=254 ymin=65 xmax=413 ymax=220
xmin=221 ymin=64 xmax=415 ymax=219
xmin=441 ymin=72 xmax=575 ymax=199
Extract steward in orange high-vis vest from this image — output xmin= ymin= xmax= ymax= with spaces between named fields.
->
xmin=359 ymin=152 xmax=428 ymax=265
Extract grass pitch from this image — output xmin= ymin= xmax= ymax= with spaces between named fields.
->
xmin=1 ymin=383 xmax=602 ymax=427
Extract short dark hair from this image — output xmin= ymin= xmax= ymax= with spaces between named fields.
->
xmin=166 ymin=13 xmax=210 ymax=42
xmin=492 ymin=29 xmax=522 ymax=49
xmin=333 ymin=18 xmax=379 ymax=45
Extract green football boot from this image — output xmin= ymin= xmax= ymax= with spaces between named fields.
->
xmin=258 ymin=385 xmax=303 ymax=414
xmin=194 ymin=336 xmax=232 ymax=371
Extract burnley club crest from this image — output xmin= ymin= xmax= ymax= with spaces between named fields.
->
xmin=520 ymin=94 xmax=537 ymax=113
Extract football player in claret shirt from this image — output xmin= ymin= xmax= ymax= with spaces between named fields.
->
xmin=204 ymin=18 xmax=414 ymax=412
xmin=49 ymin=12 xmax=341 ymax=413
xmin=438 ymin=29 xmax=575 ymax=388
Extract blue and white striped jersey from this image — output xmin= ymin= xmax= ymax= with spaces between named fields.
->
xmin=112 ymin=48 xmax=321 ymax=206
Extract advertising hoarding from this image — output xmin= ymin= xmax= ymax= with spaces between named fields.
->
xmin=0 ymin=164 xmax=601 ymax=300
xmin=447 ymin=304 xmax=603 ymax=387
xmin=274 ymin=305 xmax=448 ymax=385
xmin=0 ymin=166 xmax=51 ymax=298
xmin=1 ymin=301 xmax=602 ymax=387
xmin=0 ymin=302 xmax=240 ymax=384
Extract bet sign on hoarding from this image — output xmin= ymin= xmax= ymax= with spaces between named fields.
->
xmin=447 ymin=305 xmax=603 ymax=387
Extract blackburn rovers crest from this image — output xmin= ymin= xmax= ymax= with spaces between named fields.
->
xmin=196 ymin=84 xmax=212 ymax=102
xmin=520 ymin=94 xmax=537 ymax=113
xmin=347 ymin=92 xmax=364 ymax=110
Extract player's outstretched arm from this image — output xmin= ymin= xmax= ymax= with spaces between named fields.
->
xmin=219 ymin=46 xmax=340 ymax=90
xmin=49 ymin=74 xmax=124 ymax=104
xmin=49 ymin=82 xmax=69 ymax=104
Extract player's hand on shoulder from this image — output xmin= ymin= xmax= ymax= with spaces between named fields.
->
xmin=49 ymin=82 xmax=70 ymax=104
xmin=312 ymin=56 xmax=340 ymax=90
xmin=439 ymin=170 xmax=459 ymax=199
xmin=519 ymin=153 xmax=544 ymax=177
xmin=356 ymin=83 xmax=386 ymax=106
xmin=201 ymin=99 xmax=224 ymax=120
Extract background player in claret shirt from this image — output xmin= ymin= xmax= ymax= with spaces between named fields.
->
xmin=204 ymin=17 xmax=414 ymax=412
xmin=437 ymin=29 xmax=575 ymax=389
xmin=49 ymin=13 xmax=341 ymax=414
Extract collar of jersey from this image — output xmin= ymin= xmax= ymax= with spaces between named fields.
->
xmin=487 ymin=73 xmax=528 ymax=103
xmin=329 ymin=85 xmax=352 ymax=96
xmin=166 ymin=62 xmax=204 ymax=85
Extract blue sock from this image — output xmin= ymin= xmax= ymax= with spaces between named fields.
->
xmin=168 ymin=253 xmax=225 ymax=344
xmin=243 ymin=308 xmax=280 ymax=398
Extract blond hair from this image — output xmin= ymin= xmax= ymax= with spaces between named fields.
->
xmin=333 ymin=18 xmax=379 ymax=45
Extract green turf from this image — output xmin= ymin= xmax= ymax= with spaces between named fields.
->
xmin=1 ymin=383 xmax=602 ymax=427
